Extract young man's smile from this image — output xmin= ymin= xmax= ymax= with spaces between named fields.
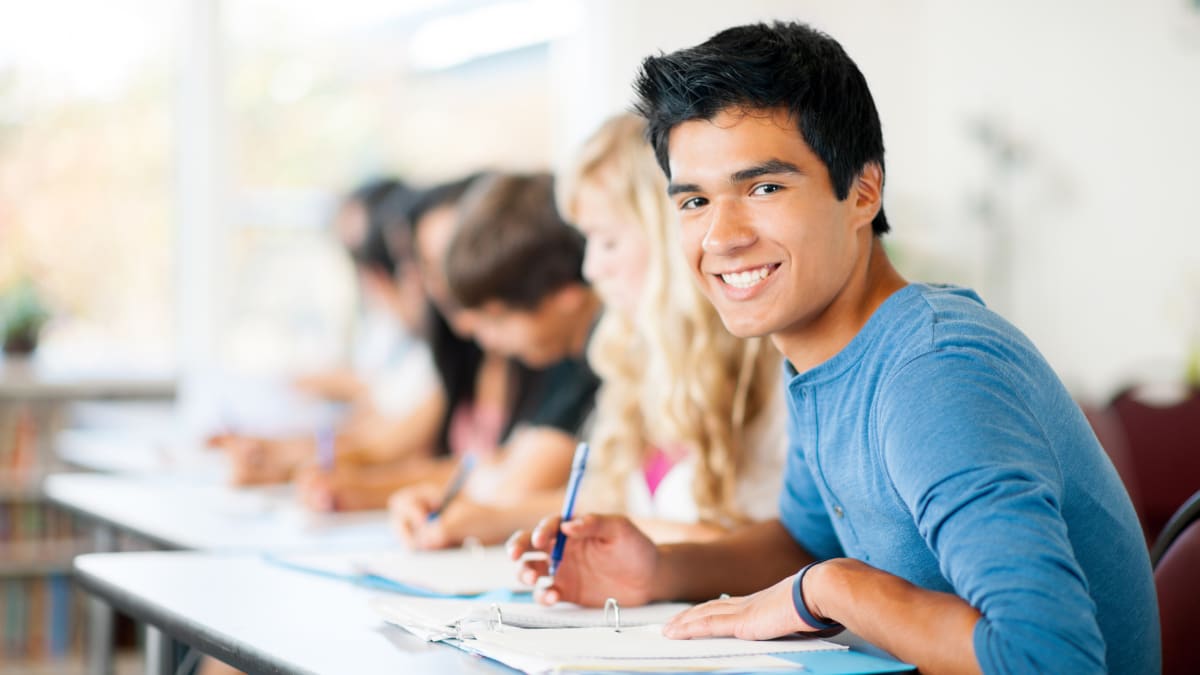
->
xmin=667 ymin=107 xmax=873 ymax=349
xmin=711 ymin=261 xmax=782 ymax=298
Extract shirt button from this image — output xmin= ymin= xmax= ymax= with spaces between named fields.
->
xmin=833 ymin=505 xmax=844 ymax=518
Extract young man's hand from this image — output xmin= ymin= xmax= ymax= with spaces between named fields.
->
xmin=507 ymin=514 xmax=658 ymax=607
xmin=662 ymin=571 xmax=818 ymax=640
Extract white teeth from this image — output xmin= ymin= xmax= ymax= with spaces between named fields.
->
xmin=720 ymin=265 xmax=772 ymax=289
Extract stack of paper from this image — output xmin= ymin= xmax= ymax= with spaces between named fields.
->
xmin=373 ymin=595 xmax=847 ymax=673
xmin=372 ymin=595 xmax=693 ymax=640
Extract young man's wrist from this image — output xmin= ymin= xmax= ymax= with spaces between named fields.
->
xmin=650 ymin=542 xmax=681 ymax=602
xmin=803 ymin=557 xmax=846 ymax=625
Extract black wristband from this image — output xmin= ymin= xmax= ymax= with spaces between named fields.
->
xmin=792 ymin=561 xmax=841 ymax=630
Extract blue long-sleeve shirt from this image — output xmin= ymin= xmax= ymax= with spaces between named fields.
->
xmin=778 ymin=283 xmax=1158 ymax=675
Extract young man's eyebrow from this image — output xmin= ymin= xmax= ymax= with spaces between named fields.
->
xmin=666 ymin=159 xmax=801 ymax=196
xmin=729 ymin=159 xmax=802 ymax=184
xmin=666 ymin=182 xmax=702 ymax=196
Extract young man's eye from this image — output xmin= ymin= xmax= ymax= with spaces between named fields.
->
xmin=751 ymin=183 xmax=783 ymax=196
xmin=680 ymin=196 xmax=708 ymax=210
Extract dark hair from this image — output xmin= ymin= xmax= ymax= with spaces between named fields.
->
xmin=378 ymin=173 xmax=492 ymax=273
xmin=445 ymin=172 xmax=586 ymax=310
xmin=345 ymin=177 xmax=411 ymax=274
xmin=389 ymin=173 xmax=506 ymax=456
xmin=405 ymin=172 xmax=491 ymax=232
xmin=633 ymin=21 xmax=889 ymax=235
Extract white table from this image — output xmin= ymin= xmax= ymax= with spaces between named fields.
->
xmin=45 ymin=472 xmax=393 ymax=552
xmin=74 ymin=551 xmax=912 ymax=675
xmin=73 ymin=552 xmax=505 ymax=675
xmin=46 ymin=472 xmax=396 ymax=674
xmin=0 ymin=356 xmax=174 ymax=402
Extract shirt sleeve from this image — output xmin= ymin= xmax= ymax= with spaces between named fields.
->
xmin=514 ymin=358 xmax=600 ymax=437
xmin=877 ymin=350 xmax=1106 ymax=675
xmin=778 ymin=392 xmax=843 ymax=561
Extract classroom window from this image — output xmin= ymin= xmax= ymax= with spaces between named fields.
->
xmin=220 ymin=0 xmax=556 ymax=374
xmin=0 ymin=1 xmax=175 ymax=370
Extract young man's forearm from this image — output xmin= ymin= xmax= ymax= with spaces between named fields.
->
xmin=654 ymin=519 xmax=812 ymax=601
xmin=809 ymin=558 xmax=981 ymax=675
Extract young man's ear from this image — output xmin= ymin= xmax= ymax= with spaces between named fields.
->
xmin=545 ymin=283 xmax=591 ymax=316
xmin=852 ymin=163 xmax=884 ymax=231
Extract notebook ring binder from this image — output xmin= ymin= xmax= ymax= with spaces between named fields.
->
xmin=451 ymin=603 xmax=505 ymax=640
xmin=604 ymin=597 xmax=621 ymax=632
xmin=490 ymin=603 xmax=504 ymax=630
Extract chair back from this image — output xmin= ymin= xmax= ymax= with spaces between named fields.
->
xmin=1110 ymin=387 xmax=1200 ymax=541
xmin=1153 ymin=491 xmax=1200 ymax=675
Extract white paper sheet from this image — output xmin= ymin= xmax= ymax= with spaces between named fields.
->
xmin=471 ymin=624 xmax=845 ymax=660
xmin=355 ymin=546 xmax=530 ymax=595
xmin=373 ymin=595 xmax=693 ymax=633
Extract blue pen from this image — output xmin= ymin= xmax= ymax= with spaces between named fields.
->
xmin=426 ymin=455 xmax=477 ymax=522
xmin=315 ymin=427 xmax=337 ymax=471
xmin=549 ymin=441 xmax=590 ymax=578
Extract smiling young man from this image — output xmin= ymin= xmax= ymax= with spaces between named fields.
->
xmin=509 ymin=22 xmax=1158 ymax=675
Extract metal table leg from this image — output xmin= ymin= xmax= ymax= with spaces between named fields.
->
xmin=87 ymin=524 xmax=117 ymax=675
xmin=144 ymin=625 xmax=178 ymax=675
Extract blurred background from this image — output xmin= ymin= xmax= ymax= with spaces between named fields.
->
xmin=1 ymin=0 xmax=1198 ymax=671
xmin=2 ymin=0 xmax=1198 ymax=402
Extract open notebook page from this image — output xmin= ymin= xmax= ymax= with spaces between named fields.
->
xmin=355 ymin=546 xmax=530 ymax=595
xmin=462 ymin=639 xmax=805 ymax=675
xmin=471 ymin=624 xmax=846 ymax=660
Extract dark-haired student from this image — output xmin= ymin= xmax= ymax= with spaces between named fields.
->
xmin=297 ymin=172 xmax=600 ymax=513
xmin=294 ymin=177 xmax=423 ymax=402
xmin=386 ymin=172 xmax=606 ymax=546
xmin=223 ymin=175 xmax=485 ymax=490
xmin=509 ymin=22 xmax=1158 ymax=675
xmin=216 ymin=178 xmax=439 ymax=484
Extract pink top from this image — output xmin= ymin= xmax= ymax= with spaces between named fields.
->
xmin=448 ymin=401 xmax=505 ymax=459
xmin=643 ymin=444 xmax=687 ymax=497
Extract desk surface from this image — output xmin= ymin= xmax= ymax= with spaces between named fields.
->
xmin=0 ymin=356 xmax=175 ymax=401
xmin=46 ymin=472 xmax=396 ymax=552
xmin=75 ymin=552 xmax=911 ymax=675
xmin=74 ymin=551 xmax=509 ymax=675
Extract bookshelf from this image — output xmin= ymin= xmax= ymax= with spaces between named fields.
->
xmin=1 ymin=403 xmax=86 ymax=666
xmin=0 ymin=355 xmax=175 ymax=669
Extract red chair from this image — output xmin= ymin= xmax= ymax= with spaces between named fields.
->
xmin=1110 ymin=387 xmax=1200 ymax=542
xmin=1152 ymin=491 xmax=1200 ymax=675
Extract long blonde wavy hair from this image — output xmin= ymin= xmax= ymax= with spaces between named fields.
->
xmin=557 ymin=113 xmax=781 ymax=526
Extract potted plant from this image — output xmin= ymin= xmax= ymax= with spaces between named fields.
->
xmin=0 ymin=278 xmax=50 ymax=356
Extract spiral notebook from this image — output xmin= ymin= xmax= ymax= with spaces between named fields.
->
xmin=372 ymin=595 xmax=694 ymax=639
xmin=372 ymin=594 xmax=850 ymax=672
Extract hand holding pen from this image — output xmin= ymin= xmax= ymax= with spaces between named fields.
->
xmin=315 ymin=426 xmax=337 ymax=471
xmin=389 ymin=455 xmax=477 ymax=549
xmin=548 ymin=442 xmax=591 ymax=578
xmin=426 ymin=455 xmax=476 ymax=523
xmin=506 ymin=442 xmax=661 ymax=607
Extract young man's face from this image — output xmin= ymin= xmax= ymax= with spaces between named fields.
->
xmin=464 ymin=291 xmax=577 ymax=369
xmin=667 ymin=107 xmax=872 ymax=341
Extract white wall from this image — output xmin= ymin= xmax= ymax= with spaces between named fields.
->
xmin=552 ymin=0 xmax=1200 ymax=401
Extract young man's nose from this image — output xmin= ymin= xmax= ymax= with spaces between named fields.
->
xmin=701 ymin=200 xmax=757 ymax=255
